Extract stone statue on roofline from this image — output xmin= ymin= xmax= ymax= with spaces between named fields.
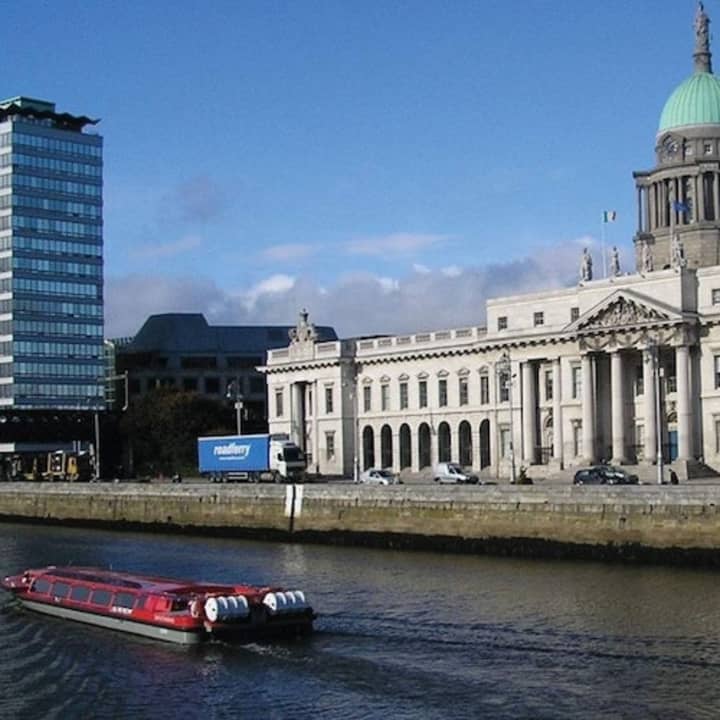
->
xmin=579 ymin=247 xmax=593 ymax=282
xmin=641 ymin=240 xmax=654 ymax=273
xmin=610 ymin=245 xmax=621 ymax=277
xmin=671 ymin=233 xmax=687 ymax=269
xmin=289 ymin=308 xmax=318 ymax=345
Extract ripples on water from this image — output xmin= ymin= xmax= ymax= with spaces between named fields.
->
xmin=0 ymin=523 xmax=719 ymax=719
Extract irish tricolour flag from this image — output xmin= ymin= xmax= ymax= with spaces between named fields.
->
xmin=602 ymin=210 xmax=617 ymax=223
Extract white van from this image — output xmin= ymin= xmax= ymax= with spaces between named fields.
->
xmin=433 ymin=462 xmax=479 ymax=484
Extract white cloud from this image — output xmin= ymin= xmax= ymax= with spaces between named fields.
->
xmin=105 ymin=239 xmax=590 ymax=339
xmin=413 ymin=263 xmax=430 ymax=274
xmin=132 ymin=234 xmax=203 ymax=259
xmin=345 ymin=232 xmax=448 ymax=256
xmin=441 ymin=265 xmax=462 ymax=277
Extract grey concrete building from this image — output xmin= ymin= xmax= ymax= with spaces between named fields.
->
xmin=115 ymin=313 xmax=337 ymax=433
xmin=262 ymin=6 xmax=720 ymax=481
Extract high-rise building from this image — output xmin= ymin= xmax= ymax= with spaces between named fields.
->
xmin=0 ymin=96 xmax=104 ymax=414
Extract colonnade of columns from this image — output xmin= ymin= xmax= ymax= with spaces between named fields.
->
xmin=637 ymin=172 xmax=718 ymax=234
xmin=518 ymin=343 xmax=694 ymax=467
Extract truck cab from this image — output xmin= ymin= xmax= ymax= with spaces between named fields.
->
xmin=270 ymin=439 xmax=306 ymax=482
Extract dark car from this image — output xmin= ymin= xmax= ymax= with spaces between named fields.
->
xmin=573 ymin=465 xmax=639 ymax=485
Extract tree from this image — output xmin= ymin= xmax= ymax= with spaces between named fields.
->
xmin=119 ymin=388 xmax=234 ymax=477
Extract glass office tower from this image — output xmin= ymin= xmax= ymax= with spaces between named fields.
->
xmin=0 ymin=97 xmax=103 ymax=410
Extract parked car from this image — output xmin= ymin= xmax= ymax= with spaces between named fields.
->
xmin=433 ymin=462 xmax=480 ymax=484
xmin=359 ymin=468 xmax=401 ymax=485
xmin=573 ymin=465 xmax=639 ymax=485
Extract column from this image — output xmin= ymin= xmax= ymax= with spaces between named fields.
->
xmin=676 ymin=344 xmax=692 ymax=460
xmin=696 ymin=174 xmax=705 ymax=222
xmin=522 ymin=361 xmax=537 ymax=464
xmin=552 ymin=358 xmax=563 ymax=465
xmin=643 ymin=186 xmax=651 ymax=233
xmin=611 ymin=350 xmax=626 ymax=464
xmin=714 ymin=173 xmax=720 ymax=222
xmin=581 ymin=354 xmax=595 ymax=463
xmin=637 ymin=186 xmax=643 ymax=233
xmin=291 ymin=382 xmax=305 ymax=449
xmin=643 ymin=348 xmax=657 ymax=462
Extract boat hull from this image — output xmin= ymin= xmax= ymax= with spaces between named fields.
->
xmin=19 ymin=599 xmax=205 ymax=645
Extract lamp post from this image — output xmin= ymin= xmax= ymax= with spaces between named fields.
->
xmin=226 ymin=379 xmax=244 ymax=435
xmin=496 ymin=351 xmax=516 ymax=484
xmin=647 ymin=340 xmax=664 ymax=484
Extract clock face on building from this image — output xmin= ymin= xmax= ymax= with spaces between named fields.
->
xmin=661 ymin=134 xmax=680 ymax=159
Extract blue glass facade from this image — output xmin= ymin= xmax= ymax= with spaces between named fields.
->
xmin=0 ymin=97 xmax=103 ymax=410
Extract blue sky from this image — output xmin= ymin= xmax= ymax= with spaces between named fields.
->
xmin=4 ymin=0 xmax=705 ymax=337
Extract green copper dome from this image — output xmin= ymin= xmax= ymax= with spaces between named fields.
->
xmin=658 ymin=72 xmax=720 ymax=132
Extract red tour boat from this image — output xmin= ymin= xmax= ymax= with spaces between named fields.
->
xmin=1 ymin=566 xmax=314 ymax=645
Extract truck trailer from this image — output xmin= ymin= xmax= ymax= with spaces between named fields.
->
xmin=197 ymin=433 xmax=306 ymax=483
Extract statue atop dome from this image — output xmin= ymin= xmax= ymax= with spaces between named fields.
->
xmin=694 ymin=2 xmax=712 ymax=73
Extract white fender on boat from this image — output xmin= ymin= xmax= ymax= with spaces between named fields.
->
xmin=204 ymin=597 xmax=219 ymax=623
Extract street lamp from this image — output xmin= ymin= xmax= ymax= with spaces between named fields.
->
xmin=226 ymin=379 xmax=244 ymax=435
xmin=496 ymin=351 xmax=517 ymax=484
xmin=342 ymin=378 xmax=360 ymax=483
xmin=647 ymin=340 xmax=664 ymax=484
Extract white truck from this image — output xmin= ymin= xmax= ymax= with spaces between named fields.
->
xmin=198 ymin=433 xmax=306 ymax=483
xmin=433 ymin=462 xmax=480 ymax=484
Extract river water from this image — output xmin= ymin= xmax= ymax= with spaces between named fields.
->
xmin=0 ymin=522 xmax=719 ymax=719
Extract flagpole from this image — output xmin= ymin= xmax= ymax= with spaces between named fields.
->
xmin=601 ymin=213 xmax=607 ymax=278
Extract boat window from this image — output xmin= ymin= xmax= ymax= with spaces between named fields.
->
xmin=70 ymin=585 xmax=90 ymax=602
xmin=90 ymin=589 xmax=112 ymax=606
xmin=136 ymin=595 xmax=149 ymax=610
xmin=114 ymin=592 xmax=136 ymax=609
xmin=171 ymin=598 xmax=188 ymax=612
xmin=32 ymin=578 xmax=51 ymax=594
xmin=52 ymin=582 xmax=71 ymax=598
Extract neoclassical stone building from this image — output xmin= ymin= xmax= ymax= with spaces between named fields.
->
xmin=262 ymin=7 xmax=720 ymax=481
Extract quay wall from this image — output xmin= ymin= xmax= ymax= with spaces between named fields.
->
xmin=2 ymin=484 xmax=720 ymax=563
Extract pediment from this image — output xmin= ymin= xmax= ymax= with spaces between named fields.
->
xmin=569 ymin=290 xmax=680 ymax=334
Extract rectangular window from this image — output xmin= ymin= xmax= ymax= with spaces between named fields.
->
xmin=399 ymin=381 xmax=408 ymax=410
xmin=363 ymin=385 xmax=371 ymax=412
xmin=533 ymin=311 xmax=544 ymax=327
xmin=573 ymin=424 xmax=582 ymax=457
xmin=500 ymin=427 xmax=510 ymax=458
xmin=459 ymin=377 xmax=468 ymax=406
xmin=480 ymin=375 xmax=489 ymax=405
xmin=381 ymin=384 xmax=389 ymax=411
xmin=183 ymin=377 xmax=198 ymax=392
xmin=635 ymin=366 xmax=644 ymax=396
xmin=715 ymin=356 xmax=720 ymax=389
xmin=544 ymin=370 xmax=553 ymax=401
xmin=438 ymin=378 xmax=448 ymax=407
xmin=52 ymin=582 xmax=71 ymax=599
xmin=307 ymin=388 xmax=313 ymax=417
xmin=419 ymin=380 xmax=428 ymax=408
xmin=326 ymin=432 xmax=335 ymax=460
xmin=570 ymin=307 xmax=580 ymax=322
xmin=713 ymin=289 xmax=720 ymax=305
xmin=275 ymin=389 xmax=284 ymax=417
xmin=204 ymin=377 xmax=220 ymax=394
xmin=325 ymin=386 xmax=334 ymax=414
xmin=571 ymin=366 xmax=581 ymax=399
xmin=497 ymin=316 xmax=508 ymax=330
xmin=499 ymin=372 xmax=510 ymax=403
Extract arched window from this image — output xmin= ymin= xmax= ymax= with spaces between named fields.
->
xmin=380 ymin=425 xmax=393 ymax=468
xmin=479 ymin=419 xmax=491 ymax=469
xmin=418 ymin=423 xmax=431 ymax=469
xmin=399 ymin=424 xmax=412 ymax=469
xmin=438 ymin=422 xmax=451 ymax=463
xmin=362 ymin=426 xmax=375 ymax=470
xmin=459 ymin=421 xmax=472 ymax=466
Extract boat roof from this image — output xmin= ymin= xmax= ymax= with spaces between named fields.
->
xmin=28 ymin=566 xmax=239 ymax=594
